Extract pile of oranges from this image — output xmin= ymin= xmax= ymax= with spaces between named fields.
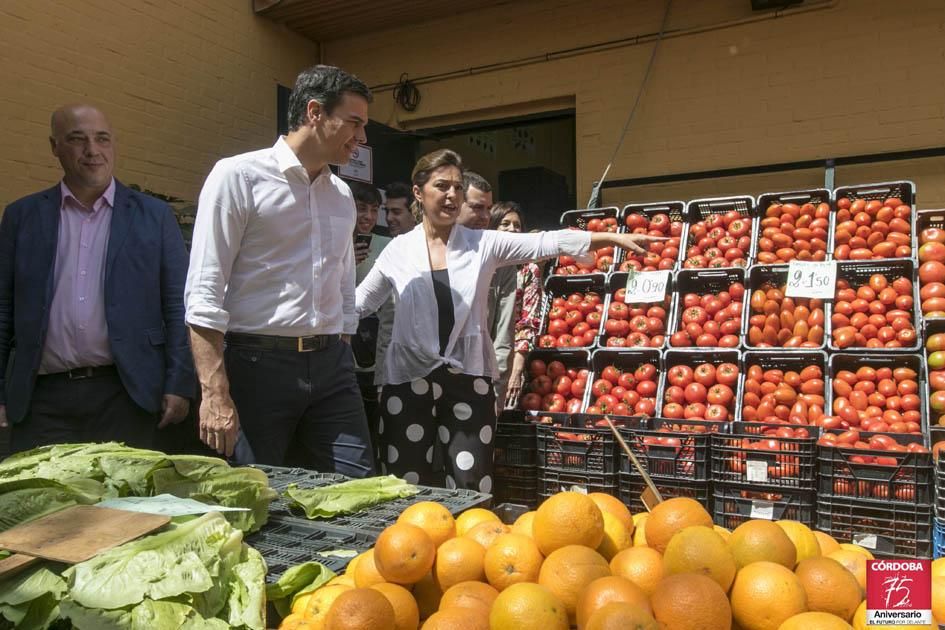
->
xmin=277 ymin=493 xmax=945 ymax=630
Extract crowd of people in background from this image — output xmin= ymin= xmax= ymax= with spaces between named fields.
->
xmin=0 ymin=64 xmax=661 ymax=491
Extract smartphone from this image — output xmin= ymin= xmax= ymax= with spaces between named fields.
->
xmin=355 ymin=233 xmax=373 ymax=247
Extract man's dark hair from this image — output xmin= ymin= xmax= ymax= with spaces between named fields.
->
xmin=347 ymin=180 xmax=382 ymax=207
xmin=287 ymin=65 xmax=372 ymax=131
xmin=384 ymin=181 xmax=411 ymax=202
xmin=463 ymin=171 xmax=492 ymax=194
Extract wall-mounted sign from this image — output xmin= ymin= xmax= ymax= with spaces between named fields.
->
xmin=340 ymin=145 xmax=373 ymax=183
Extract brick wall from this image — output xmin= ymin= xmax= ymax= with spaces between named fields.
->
xmin=324 ymin=0 xmax=945 ymax=207
xmin=0 ymin=0 xmax=318 ymax=206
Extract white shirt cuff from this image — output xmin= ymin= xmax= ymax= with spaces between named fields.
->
xmin=556 ymin=229 xmax=592 ymax=256
xmin=185 ymin=308 xmax=230 ymax=333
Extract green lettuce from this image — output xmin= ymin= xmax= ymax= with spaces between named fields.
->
xmin=0 ymin=566 xmax=67 ymax=630
xmin=285 ymin=475 xmax=418 ymax=519
xmin=0 ymin=478 xmax=100 ymax=531
xmin=264 ymin=561 xmax=336 ymax=618
xmin=60 ymin=598 xmax=229 ymax=630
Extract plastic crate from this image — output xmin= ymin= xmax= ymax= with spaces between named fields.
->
xmin=828 ymin=353 xmax=927 ymax=434
xmin=518 ymin=348 xmax=592 ymax=414
xmin=817 ymin=430 xmax=932 ymax=505
xmin=916 ymin=209 xmax=945 ymax=326
xmin=618 ymin=472 xmax=711 ymax=514
xmin=585 ymin=348 xmax=662 ymax=417
xmin=736 ymin=350 xmax=829 ymax=424
xmin=935 ymin=426 xmax=945 ymax=520
xmin=539 ymin=468 xmax=618 ymax=498
xmin=537 ymin=275 xmax=607 ymax=349
xmin=617 ymin=201 xmax=686 ymax=272
xmin=712 ymin=483 xmax=816 ymax=529
xmin=712 ymin=422 xmax=820 ymax=491
xmin=495 ymin=410 xmax=537 ymax=467
xmin=936 ymin=517 xmax=945 ymax=559
xmin=667 ymin=268 xmax=747 ymax=348
xmin=494 ymin=502 xmax=531 ymax=525
xmin=754 ymin=188 xmax=833 ymax=262
xmin=620 ymin=418 xmax=728 ymax=482
xmin=659 ymin=349 xmax=741 ymax=421
xmin=556 ymin=207 xmax=622 ymax=274
xmin=247 ymin=517 xmax=377 ymax=582
xmin=598 ymin=272 xmax=674 ymax=350
xmin=742 ymin=265 xmax=830 ymax=351
xmin=250 ymin=465 xmax=347 ymax=517
xmin=833 ymin=180 xmax=916 ymax=261
xmin=682 ymin=195 xmax=757 ymax=269
xmin=816 ymin=494 xmax=932 ymax=559
xmin=829 ymin=259 xmax=921 ymax=353
xmin=536 ymin=414 xmax=623 ymax=474
xmin=493 ymin=464 xmax=538 ymax=508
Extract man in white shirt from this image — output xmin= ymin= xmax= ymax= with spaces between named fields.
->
xmin=185 ymin=65 xmax=374 ymax=476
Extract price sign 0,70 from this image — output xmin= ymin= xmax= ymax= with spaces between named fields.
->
xmin=624 ymin=270 xmax=670 ymax=303
xmin=785 ymin=261 xmax=837 ymax=299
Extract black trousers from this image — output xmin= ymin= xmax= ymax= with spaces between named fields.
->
xmin=225 ymin=338 xmax=375 ymax=477
xmin=378 ymin=366 xmax=496 ymax=492
xmin=10 ymin=368 xmax=157 ymax=453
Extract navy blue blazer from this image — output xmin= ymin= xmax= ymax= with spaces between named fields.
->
xmin=0 ymin=180 xmax=195 ymax=423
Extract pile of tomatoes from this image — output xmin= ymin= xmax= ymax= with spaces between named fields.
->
xmin=818 ymin=430 xmax=928 ymax=501
xmin=618 ymin=212 xmax=682 ymax=272
xmin=833 ymin=195 xmax=912 ymax=260
xmin=724 ymin=433 xmax=810 ymax=480
xmin=682 ymin=211 xmax=751 ymax=269
xmin=747 ymin=283 xmax=825 ymax=348
xmin=918 ymin=226 xmax=945 ymax=317
xmin=661 ymin=361 xmax=739 ymax=422
xmin=555 ymin=217 xmax=619 ymax=274
xmin=669 ymin=281 xmax=744 ymax=348
xmin=926 ymin=333 xmax=945 ymax=427
xmin=754 ymin=200 xmax=830 ymax=263
xmin=831 ymin=273 xmax=917 ymax=349
xmin=538 ymin=291 xmax=602 ymax=348
xmin=741 ymin=364 xmax=826 ymax=425
xmin=827 ymin=364 xmax=922 ymax=434
xmin=585 ymin=362 xmax=658 ymax=416
xmin=600 ymin=287 xmax=668 ymax=348
xmin=519 ymin=358 xmax=588 ymax=414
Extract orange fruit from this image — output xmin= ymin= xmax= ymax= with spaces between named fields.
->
xmin=489 ymin=582 xmax=569 ymax=630
xmin=279 ymin=613 xmax=307 ymax=630
xmin=575 ymin=575 xmax=651 ymax=630
xmin=729 ymin=520 xmax=797 ymax=570
xmin=398 ymin=501 xmax=456 ymax=548
xmin=483 ymin=533 xmax=544 ymax=591
xmin=375 ymin=523 xmax=437 ymax=585
xmin=776 ymin=521 xmax=820 ymax=565
xmin=662 ymin=525 xmax=736 ymax=591
xmin=650 ymin=573 xmax=732 ymax=630
xmin=584 ymin=602 xmax=659 ymax=630
xmin=795 ymin=557 xmax=861 ymax=621
xmin=433 ymin=536 xmax=486 ymax=590
xmin=813 ymin=531 xmax=840 ymax=556
xmin=838 ymin=544 xmax=873 ymax=560
xmin=511 ymin=511 xmax=536 ymax=538
xmin=463 ymin=520 xmax=510 ymax=549
xmin=632 ymin=513 xmax=648 ymax=546
xmin=643 ymin=497 xmax=713 ymax=554
xmin=439 ymin=580 xmax=499 ymax=613
xmin=609 ymin=546 xmax=664 ymax=596
xmin=933 ymin=575 xmax=945 ymax=623
xmin=455 ymin=508 xmax=500 ymax=537
xmin=354 ymin=549 xmax=387 ymax=588
xmin=588 ymin=493 xmax=634 ymax=531
xmin=371 ymin=582 xmax=420 ymax=630
xmin=291 ymin=592 xmax=313 ymax=616
xmin=422 ymin=606 xmax=489 ymax=630
xmin=323 ymin=587 xmax=396 ymax=630
xmin=825 ymin=550 xmax=866 ymax=593
xmin=714 ymin=525 xmax=732 ymax=542
xmin=778 ymin=611 xmax=852 ymax=629
xmin=306 ymin=584 xmax=354 ymax=622
xmin=346 ymin=552 xmax=364 ymax=576
xmin=596 ymin=512 xmax=632 ymax=560
xmin=533 ymin=491 xmax=605 ymax=555
xmin=328 ymin=574 xmax=355 ymax=587
xmin=411 ymin=572 xmax=443 ymax=621
xmin=537 ymin=544 xmax=611 ymax=623
xmin=730 ymin=561 xmax=807 ymax=630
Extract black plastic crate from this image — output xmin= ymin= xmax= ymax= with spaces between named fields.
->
xmin=682 ymin=195 xmax=756 ymax=269
xmin=598 ymin=272 xmax=674 ymax=350
xmin=712 ymin=483 xmax=815 ymax=529
xmin=833 ymin=180 xmax=915 ymax=262
xmin=935 ymin=517 xmax=945 ymax=558
xmin=817 ymin=429 xmax=932 ymax=505
xmin=537 ymin=276 xmax=606 ymax=349
xmin=495 ymin=410 xmax=537 ymax=467
xmin=620 ymin=418 xmax=727 ymax=482
xmin=816 ymin=494 xmax=932 ymax=559
xmin=538 ymin=467 xmax=618 ymax=498
xmin=518 ymin=348 xmax=592 ymax=414
xmin=934 ymin=425 xmax=945 ymax=519
xmin=555 ymin=207 xmax=621 ymax=274
xmin=659 ymin=349 xmax=741 ymax=422
xmin=712 ymin=422 xmax=820 ymax=491
xmin=617 ymin=201 xmax=686 ymax=272
xmin=537 ymin=414 xmax=621 ymax=474
xmin=248 ymin=517 xmax=377 ymax=582
xmin=618 ymin=472 xmax=711 ymax=514
xmin=742 ymin=265 xmax=830 ymax=350
xmin=829 ymin=259 xmax=921 ymax=353
xmin=827 ymin=353 xmax=927 ymax=435
xmin=754 ymin=189 xmax=833 ymax=263
xmin=585 ymin=348 xmax=662 ymax=417
xmin=736 ymin=350 xmax=828 ymax=424
xmin=493 ymin=464 xmax=538 ymax=509
xmin=494 ymin=502 xmax=531 ymax=525
xmin=667 ymin=268 xmax=747 ymax=348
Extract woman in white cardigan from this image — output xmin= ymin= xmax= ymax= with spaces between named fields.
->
xmin=355 ymin=149 xmax=662 ymax=491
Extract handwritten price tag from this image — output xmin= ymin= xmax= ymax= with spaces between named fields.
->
xmin=785 ymin=260 xmax=837 ymax=299
xmin=624 ymin=270 xmax=670 ymax=303
xmin=749 ymin=500 xmax=775 ymax=520
xmin=746 ymin=460 xmax=768 ymax=483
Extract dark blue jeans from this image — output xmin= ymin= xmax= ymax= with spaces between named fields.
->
xmin=225 ymin=338 xmax=375 ymax=477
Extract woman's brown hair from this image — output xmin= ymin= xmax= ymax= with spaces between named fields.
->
xmin=410 ymin=149 xmax=464 ymax=219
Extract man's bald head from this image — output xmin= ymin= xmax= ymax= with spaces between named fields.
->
xmin=49 ymin=104 xmax=115 ymax=202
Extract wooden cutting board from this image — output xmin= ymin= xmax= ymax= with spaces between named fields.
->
xmin=0 ymin=505 xmax=170 ymax=578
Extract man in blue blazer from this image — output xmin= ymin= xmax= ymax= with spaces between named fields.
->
xmin=0 ymin=104 xmax=195 ymax=451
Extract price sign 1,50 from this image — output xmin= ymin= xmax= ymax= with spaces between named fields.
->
xmin=785 ymin=260 xmax=837 ymax=299
xmin=624 ymin=270 xmax=670 ymax=303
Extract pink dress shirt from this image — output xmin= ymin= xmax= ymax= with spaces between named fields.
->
xmin=39 ymin=180 xmax=116 ymax=373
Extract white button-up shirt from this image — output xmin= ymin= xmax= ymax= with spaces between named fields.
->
xmin=356 ymin=224 xmax=590 ymax=386
xmin=185 ymin=137 xmax=358 ymax=336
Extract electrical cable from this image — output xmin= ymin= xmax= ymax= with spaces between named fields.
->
xmin=587 ymin=0 xmax=673 ymax=207
xmin=393 ymin=73 xmax=421 ymax=112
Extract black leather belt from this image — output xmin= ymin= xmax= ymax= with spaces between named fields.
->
xmin=225 ymin=332 xmax=339 ymax=353
xmin=38 ymin=365 xmax=117 ymax=380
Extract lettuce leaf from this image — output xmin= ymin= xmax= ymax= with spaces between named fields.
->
xmin=264 ymin=561 xmax=336 ymax=618
xmin=60 ymin=598 xmax=230 ymax=630
xmin=284 ymin=475 xmax=418 ymax=519
xmin=0 ymin=566 xmax=67 ymax=630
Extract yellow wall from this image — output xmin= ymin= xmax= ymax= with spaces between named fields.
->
xmin=0 ymin=0 xmax=318 ymax=206
xmin=325 ymin=0 xmax=945 ymax=208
